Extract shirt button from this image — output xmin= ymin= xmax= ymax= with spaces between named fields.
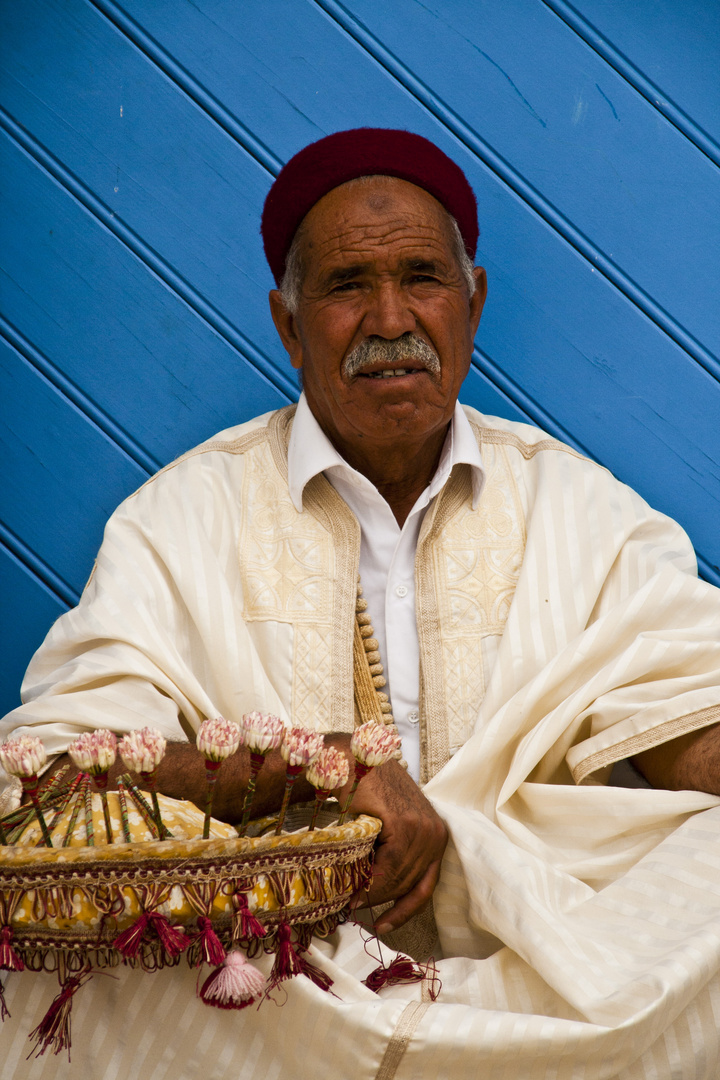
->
xmin=407 ymin=711 xmax=419 ymax=725
xmin=395 ymin=584 xmax=408 ymax=598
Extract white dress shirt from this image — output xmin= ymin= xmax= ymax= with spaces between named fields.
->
xmin=288 ymin=394 xmax=485 ymax=781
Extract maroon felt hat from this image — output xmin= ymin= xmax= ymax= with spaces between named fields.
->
xmin=261 ymin=127 xmax=479 ymax=285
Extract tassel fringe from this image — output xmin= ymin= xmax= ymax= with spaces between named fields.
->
xmin=232 ymin=891 xmax=267 ymax=942
xmin=113 ymin=911 xmax=189 ymax=961
xmin=199 ymin=950 xmax=265 ymax=1010
xmin=27 ymin=968 xmax=93 ymax=1060
xmin=364 ymin=955 xmax=430 ymax=994
xmin=0 ymin=926 xmax=25 ymax=972
xmin=191 ymin=916 xmax=226 ymax=967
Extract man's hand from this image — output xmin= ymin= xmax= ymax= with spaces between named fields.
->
xmin=330 ymin=744 xmax=448 ymax=934
xmin=43 ymin=730 xmax=449 ymax=934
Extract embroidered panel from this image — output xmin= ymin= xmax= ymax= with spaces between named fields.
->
xmin=291 ymin=625 xmax=334 ymax=730
xmin=239 ymin=443 xmax=333 ymax=625
xmin=432 ymin=444 xmax=526 ymax=752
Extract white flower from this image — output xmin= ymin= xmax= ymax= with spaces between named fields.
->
xmin=197 ymin=717 xmax=242 ymax=762
xmin=306 ymin=746 xmax=350 ymax=792
xmin=241 ymin=712 xmax=285 ymax=755
xmin=67 ymin=730 xmax=117 ymax=775
xmin=0 ymin=735 xmax=47 ymax=778
xmin=118 ymin=727 xmax=167 ymax=774
xmin=280 ymin=727 xmax=324 ymax=769
xmin=350 ymin=722 xmax=401 ymax=768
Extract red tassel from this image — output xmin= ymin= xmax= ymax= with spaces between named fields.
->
xmin=0 ymin=926 xmax=25 ymax=972
xmin=151 ymin=913 xmax=189 ymax=958
xmin=267 ymin=922 xmax=304 ymax=989
xmin=232 ymin=891 xmax=267 ymax=941
xmin=363 ymin=955 xmax=426 ymax=994
xmin=298 ymin=952 xmax=334 ymax=993
xmin=199 ymin=950 xmax=265 ymax=1010
xmin=192 ymin=916 xmax=226 ymax=967
xmin=114 ymin=912 xmax=188 ymax=960
xmin=27 ymin=968 xmax=93 ymax=1060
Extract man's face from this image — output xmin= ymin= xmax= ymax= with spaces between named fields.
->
xmin=270 ymin=176 xmax=486 ymax=464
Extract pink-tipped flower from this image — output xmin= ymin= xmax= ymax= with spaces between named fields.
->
xmin=241 ymin=712 xmax=285 ymax=755
xmin=306 ymin=746 xmax=350 ymax=793
xmin=0 ymin=735 xmax=47 ymax=779
xmin=236 ymin=713 xmax=286 ymax=837
xmin=68 ymin=730 xmax=118 ymax=843
xmin=280 ymin=727 xmax=324 ymax=769
xmin=350 ymin=722 xmax=402 ymax=769
xmin=339 ymin=723 xmax=402 ymax=825
xmin=197 ymin=717 xmax=242 ymax=762
xmin=275 ymin=728 xmax=325 ymax=835
xmin=68 ymin=730 xmax=117 ymax=776
xmin=119 ymin=727 xmax=167 ymax=774
xmin=0 ymin=736 xmax=53 ymax=846
xmin=197 ymin=717 xmax=241 ymax=840
xmin=306 ymin=745 xmax=350 ymax=832
xmin=119 ymin=727 xmax=168 ymax=840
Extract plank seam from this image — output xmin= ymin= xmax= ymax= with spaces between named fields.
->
xmin=0 ymin=108 xmax=298 ymax=404
xmin=471 ymin=348 xmax=595 ymax=459
xmin=1 ymin=316 xmax=159 ymax=477
xmin=540 ymin=0 xmax=720 ymax=171
xmin=85 ymin=0 xmax=284 ymax=177
xmin=312 ymin=0 xmax=720 ymax=384
xmin=0 ymin=523 xmax=80 ymax=608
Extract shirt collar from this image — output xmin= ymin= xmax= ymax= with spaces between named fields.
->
xmin=287 ymin=392 xmax=485 ymax=512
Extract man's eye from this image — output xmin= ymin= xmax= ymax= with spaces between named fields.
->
xmin=409 ymin=274 xmax=439 ymax=284
xmin=331 ymin=281 xmax=360 ymax=294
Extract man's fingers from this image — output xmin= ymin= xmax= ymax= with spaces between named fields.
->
xmin=372 ymin=861 xmax=442 ymax=933
xmin=330 ymin=744 xmax=448 ymax=930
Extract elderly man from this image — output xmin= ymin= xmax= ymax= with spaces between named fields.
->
xmin=2 ymin=129 xmax=720 ymax=1079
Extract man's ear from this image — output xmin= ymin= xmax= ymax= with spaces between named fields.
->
xmin=269 ymin=290 xmax=304 ymax=370
xmin=469 ymin=267 xmax=488 ymax=335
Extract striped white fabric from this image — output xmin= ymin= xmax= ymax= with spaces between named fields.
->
xmin=2 ymin=405 xmax=720 ymax=1077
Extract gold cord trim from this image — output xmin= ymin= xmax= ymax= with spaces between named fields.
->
xmin=471 ymin=422 xmax=587 ymax=461
xmin=374 ymin=1001 xmax=430 ymax=1080
xmin=571 ymin=705 xmax=720 ymax=784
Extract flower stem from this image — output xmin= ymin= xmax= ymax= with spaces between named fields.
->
xmin=238 ymin=753 xmax=265 ymax=837
xmin=274 ymin=766 xmax=302 ymax=835
xmin=338 ymin=762 xmax=373 ymax=825
xmin=308 ymin=790 xmax=330 ymax=832
xmin=21 ymin=776 xmax=54 ymax=847
xmin=94 ymin=774 xmax=113 ymax=843
xmin=83 ymin=777 xmax=95 ymax=846
xmin=63 ymin=775 xmax=90 ymax=847
xmin=337 ymin=778 xmax=360 ymax=826
xmin=141 ymin=770 xmax=166 ymax=839
xmin=203 ymin=761 xmax=222 ymax=840
xmin=117 ymin=779 xmax=132 ymax=843
xmin=150 ymin=790 xmax=166 ymax=838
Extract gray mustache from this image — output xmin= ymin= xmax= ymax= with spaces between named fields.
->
xmin=343 ymin=334 xmax=441 ymax=378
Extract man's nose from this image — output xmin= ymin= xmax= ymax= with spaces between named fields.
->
xmin=361 ymin=282 xmax=416 ymax=339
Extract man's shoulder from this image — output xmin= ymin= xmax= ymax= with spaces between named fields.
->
xmin=460 ymin=404 xmax=588 ymax=462
xmin=134 ymin=405 xmax=296 ymax=497
xmin=175 ymin=404 xmax=295 ymax=465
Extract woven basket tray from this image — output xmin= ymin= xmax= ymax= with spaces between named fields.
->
xmin=0 ymin=794 xmax=380 ymax=971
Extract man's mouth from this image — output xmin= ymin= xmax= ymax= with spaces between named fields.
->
xmin=361 ymin=368 xmax=421 ymax=379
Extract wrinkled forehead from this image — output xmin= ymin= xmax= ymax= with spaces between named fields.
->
xmin=295 ymin=175 xmax=458 ymax=272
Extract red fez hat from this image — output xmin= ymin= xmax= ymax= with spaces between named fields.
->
xmin=261 ymin=127 xmax=478 ymax=285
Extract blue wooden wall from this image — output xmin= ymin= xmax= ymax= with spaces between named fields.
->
xmin=2 ymin=0 xmax=719 ymax=717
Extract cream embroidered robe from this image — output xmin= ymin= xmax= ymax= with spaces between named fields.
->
xmin=3 ymin=404 xmax=720 ymax=1079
